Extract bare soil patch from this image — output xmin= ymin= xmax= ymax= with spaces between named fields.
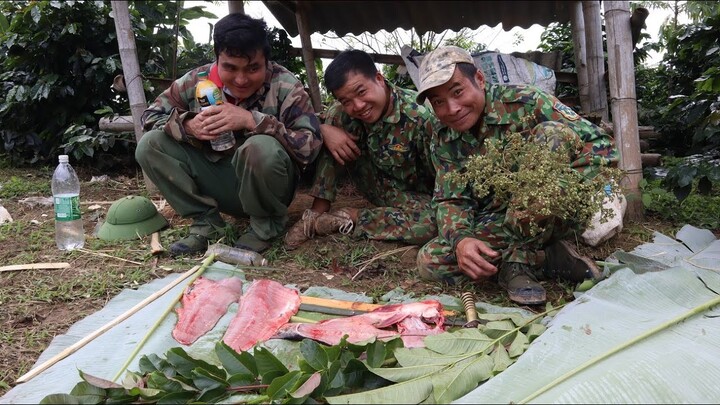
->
xmin=0 ymin=166 xmax=675 ymax=396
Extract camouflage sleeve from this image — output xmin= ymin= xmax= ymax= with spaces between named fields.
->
xmin=531 ymin=90 xmax=619 ymax=177
xmin=431 ymin=131 xmax=478 ymax=250
xmin=307 ymin=102 xmax=354 ymax=200
xmin=252 ymin=74 xmax=322 ymax=170
xmin=141 ymin=66 xmax=205 ymax=148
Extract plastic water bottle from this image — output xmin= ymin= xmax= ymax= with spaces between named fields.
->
xmin=203 ymin=243 xmax=268 ymax=266
xmin=52 ymin=155 xmax=85 ymax=250
xmin=195 ymin=71 xmax=236 ymax=151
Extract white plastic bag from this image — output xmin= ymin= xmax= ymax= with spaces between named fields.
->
xmin=581 ymin=186 xmax=627 ymax=247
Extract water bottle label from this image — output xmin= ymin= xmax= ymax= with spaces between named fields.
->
xmin=54 ymin=195 xmax=81 ymax=221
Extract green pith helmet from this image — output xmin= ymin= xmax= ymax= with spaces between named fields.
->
xmin=98 ymin=196 xmax=169 ymax=241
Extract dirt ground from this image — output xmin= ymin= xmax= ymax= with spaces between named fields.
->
xmin=0 ymin=166 xmax=671 ymax=397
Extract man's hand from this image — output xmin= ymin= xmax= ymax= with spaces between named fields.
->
xmin=321 ymin=124 xmax=360 ymax=165
xmin=455 ymin=238 xmax=500 ymax=280
xmin=185 ymin=104 xmax=254 ymax=141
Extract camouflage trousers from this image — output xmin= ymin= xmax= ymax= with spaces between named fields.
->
xmin=416 ymin=210 xmax=575 ymax=283
xmin=135 ymin=130 xmax=297 ymax=240
xmin=310 ymin=151 xmax=436 ymax=245
xmin=354 ymin=192 xmax=436 ymax=245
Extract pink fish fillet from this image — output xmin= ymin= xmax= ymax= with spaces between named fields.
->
xmin=275 ymin=317 xmax=400 ymax=346
xmin=172 ymin=277 xmax=244 ymax=345
xmin=222 ymin=279 xmax=301 ymax=352
xmin=274 ymin=300 xmax=446 ymax=347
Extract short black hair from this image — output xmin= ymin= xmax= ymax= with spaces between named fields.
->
xmin=324 ymin=49 xmax=378 ymax=94
xmin=213 ymin=13 xmax=271 ymax=61
xmin=456 ymin=62 xmax=481 ymax=88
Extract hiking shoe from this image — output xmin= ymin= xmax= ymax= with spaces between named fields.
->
xmin=314 ymin=209 xmax=354 ymax=236
xmin=284 ymin=209 xmax=321 ymax=250
xmin=235 ymin=229 xmax=272 ymax=253
xmin=169 ymin=234 xmax=209 ymax=257
xmin=544 ymin=240 xmax=602 ymax=282
xmin=498 ymin=262 xmax=546 ymax=305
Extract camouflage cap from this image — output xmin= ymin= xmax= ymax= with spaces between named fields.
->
xmin=416 ymin=46 xmax=475 ymax=104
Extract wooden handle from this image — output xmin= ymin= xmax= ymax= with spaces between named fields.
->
xmin=150 ymin=232 xmax=164 ymax=255
xmin=299 ymin=296 xmax=458 ymax=317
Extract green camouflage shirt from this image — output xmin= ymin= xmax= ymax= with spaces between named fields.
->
xmin=432 ymin=83 xmax=619 ymax=249
xmin=311 ymin=81 xmax=440 ymax=201
xmin=141 ymin=61 xmax=322 ymax=169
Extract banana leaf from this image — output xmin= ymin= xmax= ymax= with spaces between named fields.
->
xmin=457 ymin=225 xmax=720 ymax=404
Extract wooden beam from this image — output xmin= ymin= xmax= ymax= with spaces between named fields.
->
xmin=571 ymin=1 xmax=591 ymax=113
xmin=583 ymin=0 xmax=609 ymax=122
xmin=605 ymin=0 xmax=644 ymax=221
xmin=294 ymin=3 xmax=323 ymax=112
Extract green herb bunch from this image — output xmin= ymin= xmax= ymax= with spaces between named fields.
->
xmin=449 ymin=127 xmax=624 ymax=236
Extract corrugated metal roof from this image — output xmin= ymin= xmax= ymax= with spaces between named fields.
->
xmin=262 ymin=0 xmax=574 ymax=37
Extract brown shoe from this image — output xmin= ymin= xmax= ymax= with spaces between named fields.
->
xmin=314 ymin=209 xmax=354 ymax=236
xmin=284 ymin=209 xmax=320 ymax=250
xmin=544 ymin=240 xmax=603 ymax=282
xmin=498 ymin=262 xmax=546 ymax=305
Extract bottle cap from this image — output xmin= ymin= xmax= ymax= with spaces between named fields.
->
xmin=59 ymin=155 xmax=69 ymax=163
xmin=198 ymin=71 xmax=208 ymax=78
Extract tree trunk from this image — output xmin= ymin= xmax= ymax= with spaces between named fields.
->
xmin=605 ymin=0 xmax=644 ymax=221
xmin=111 ymin=1 xmax=156 ymax=192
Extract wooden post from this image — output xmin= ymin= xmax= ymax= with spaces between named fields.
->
xmin=111 ymin=1 xmax=156 ymax=193
xmin=583 ymin=0 xmax=608 ymax=122
xmin=295 ymin=2 xmax=323 ymax=112
xmin=228 ymin=0 xmax=244 ymax=14
xmin=570 ymin=1 xmax=590 ymax=113
xmin=605 ymin=1 xmax=644 ymax=221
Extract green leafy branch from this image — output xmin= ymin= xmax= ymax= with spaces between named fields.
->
xmin=39 ymin=338 xmax=397 ymax=404
xmin=448 ymin=129 xmax=624 ymax=236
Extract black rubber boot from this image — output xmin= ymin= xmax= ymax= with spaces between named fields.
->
xmin=544 ymin=240 xmax=603 ymax=282
xmin=498 ymin=262 xmax=547 ymax=305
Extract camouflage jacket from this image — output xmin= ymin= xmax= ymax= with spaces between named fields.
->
xmin=141 ymin=61 xmax=322 ymax=169
xmin=432 ymin=83 xmax=618 ymax=250
xmin=311 ymin=81 xmax=440 ymax=201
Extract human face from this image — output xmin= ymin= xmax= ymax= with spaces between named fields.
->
xmin=333 ymin=71 xmax=390 ymax=124
xmin=425 ymin=67 xmax=486 ymax=132
xmin=217 ymin=50 xmax=266 ymax=101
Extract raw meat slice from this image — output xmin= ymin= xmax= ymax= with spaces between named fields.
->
xmin=172 ymin=277 xmax=243 ymax=345
xmin=273 ymin=300 xmax=446 ymax=347
xmin=222 ymin=279 xmax=301 ymax=352
xmin=275 ymin=317 xmax=400 ymax=345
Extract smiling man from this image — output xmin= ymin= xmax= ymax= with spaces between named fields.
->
xmin=284 ymin=49 xmax=440 ymax=249
xmin=136 ymin=13 xmax=321 ymax=256
xmin=415 ymin=46 xmax=618 ymax=305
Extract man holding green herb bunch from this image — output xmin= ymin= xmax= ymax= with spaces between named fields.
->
xmin=414 ymin=46 xmax=619 ymax=305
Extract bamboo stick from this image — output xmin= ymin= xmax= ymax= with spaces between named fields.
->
xmin=15 ymin=263 xmax=206 ymax=384
xmin=112 ymin=254 xmax=216 ymax=382
xmin=0 ymin=262 xmax=69 ymax=273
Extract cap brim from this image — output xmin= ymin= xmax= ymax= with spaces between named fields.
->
xmin=98 ymin=213 xmax=169 ymax=241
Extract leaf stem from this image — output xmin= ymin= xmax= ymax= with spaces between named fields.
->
xmin=519 ymin=293 xmax=720 ymax=403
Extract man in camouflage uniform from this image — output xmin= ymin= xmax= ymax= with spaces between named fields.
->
xmin=415 ymin=46 xmax=618 ymax=305
xmin=284 ymin=50 xmax=440 ymax=248
xmin=136 ymin=13 xmax=321 ymax=256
